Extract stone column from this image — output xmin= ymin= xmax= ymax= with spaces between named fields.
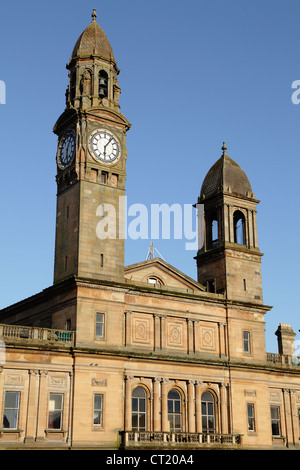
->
xmin=194 ymin=321 xmax=200 ymax=353
xmin=187 ymin=320 xmax=194 ymax=355
xmin=187 ymin=381 xmax=195 ymax=433
xmin=153 ymin=378 xmax=161 ymax=432
xmin=218 ymin=323 xmax=226 ymax=358
xmin=125 ymin=311 xmax=132 ymax=347
xmin=125 ymin=375 xmax=133 ymax=431
xmin=36 ymin=370 xmax=48 ymax=440
xmin=0 ymin=367 xmax=3 ymax=425
xmin=283 ymin=388 xmax=293 ymax=446
xmin=290 ymin=389 xmax=297 ymax=446
xmin=161 ymin=379 xmax=169 ymax=432
xmin=25 ymin=369 xmax=39 ymax=441
xmin=195 ymin=381 xmax=203 ymax=434
xmin=161 ymin=316 xmax=167 ymax=351
xmin=220 ymin=383 xmax=228 ymax=434
xmin=154 ymin=315 xmax=161 ymax=351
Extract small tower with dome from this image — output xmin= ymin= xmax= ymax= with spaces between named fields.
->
xmin=195 ymin=142 xmax=263 ymax=303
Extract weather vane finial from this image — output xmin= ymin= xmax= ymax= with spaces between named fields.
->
xmin=92 ymin=9 xmax=97 ymax=22
xmin=222 ymin=141 xmax=227 ymax=156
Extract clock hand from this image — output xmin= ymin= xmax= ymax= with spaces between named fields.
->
xmin=104 ymin=137 xmax=113 ymax=149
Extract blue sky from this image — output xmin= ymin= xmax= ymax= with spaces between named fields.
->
xmin=0 ymin=0 xmax=300 ymax=352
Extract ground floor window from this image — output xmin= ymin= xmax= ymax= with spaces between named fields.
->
xmin=2 ymin=391 xmax=20 ymax=429
xmin=201 ymin=391 xmax=215 ymax=433
xmin=94 ymin=394 xmax=103 ymax=426
xmin=132 ymin=387 xmax=146 ymax=431
xmin=48 ymin=393 xmax=63 ymax=430
xmin=247 ymin=403 xmax=255 ymax=431
xmin=168 ymin=389 xmax=182 ymax=432
xmin=270 ymin=405 xmax=281 ymax=436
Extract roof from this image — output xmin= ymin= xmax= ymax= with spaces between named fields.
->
xmin=200 ymin=143 xmax=253 ymax=199
xmin=125 ymin=257 xmax=206 ymax=292
xmin=71 ymin=10 xmax=115 ymax=62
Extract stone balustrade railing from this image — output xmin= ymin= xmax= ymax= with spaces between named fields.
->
xmin=0 ymin=324 xmax=74 ymax=346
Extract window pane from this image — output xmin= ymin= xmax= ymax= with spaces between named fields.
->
xmin=174 ymin=400 xmax=181 ymax=413
xmin=208 ymin=416 xmax=214 ymax=430
xmin=4 ymin=391 xmax=19 ymax=409
xmin=271 ymin=421 xmax=280 ymax=436
xmin=94 ymin=411 xmax=101 ymax=425
xmin=139 ymin=399 xmax=145 ymax=412
xmin=139 ymin=414 xmax=146 ymax=430
xmin=168 ymin=390 xmax=180 ymax=400
xmin=132 ymin=398 xmax=138 ymax=412
xmin=132 ymin=387 xmax=146 ymax=398
xmin=94 ymin=394 xmax=102 ymax=411
xmin=49 ymin=394 xmax=62 ymax=411
xmin=48 ymin=411 xmax=61 ymax=429
xmin=132 ymin=413 xmax=138 ymax=429
xmin=175 ymin=414 xmax=181 ymax=429
xmin=208 ymin=403 xmax=214 ymax=415
xmin=271 ymin=406 xmax=279 ymax=420
xmin=3 ymin=410 xmax=18 ymax=429
xmin=3 ymin=392 xmax=19 ymax=429
xmin=96 ymin=313 xmax=104 ymax=337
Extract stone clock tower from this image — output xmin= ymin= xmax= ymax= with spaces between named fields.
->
xmin=53 ymin=10 xmax=131 ymax=284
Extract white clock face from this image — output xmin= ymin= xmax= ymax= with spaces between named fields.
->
xmin=58 ymin=131 xmax=75 ymax=168
xmin=90 ymin=130 xmax=120 ymax=163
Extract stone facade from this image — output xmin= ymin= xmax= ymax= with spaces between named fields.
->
xmin=0 ymin=11 xmax=300 ymax=450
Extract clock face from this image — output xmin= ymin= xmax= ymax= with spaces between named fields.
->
xmin=58 ymin=131 xmax=75 ymax=169
xmin=90 ymin=130 xmax=120 ymax=163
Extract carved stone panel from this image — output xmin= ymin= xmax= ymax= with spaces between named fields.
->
xmin=167 ymin=319 xmax=186 ymax=350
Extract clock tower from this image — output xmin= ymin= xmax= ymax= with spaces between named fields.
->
xmin=53 ymin=10 xmax=131 ymax=284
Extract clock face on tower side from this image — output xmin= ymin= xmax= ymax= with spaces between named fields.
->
xmin=89 ymin=129 xmax=120 ymax=163
xmin=58 ymin=130 xmax=76 ymax=169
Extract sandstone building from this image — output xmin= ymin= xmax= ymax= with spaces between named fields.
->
xmin=0 ymin=10 xmax=299 ymax=450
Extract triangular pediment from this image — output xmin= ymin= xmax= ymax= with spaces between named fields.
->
xmin=124 ymin=257 xmax=205 ymax=292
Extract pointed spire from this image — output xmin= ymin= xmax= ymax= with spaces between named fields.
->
xmin=91 ymin=8 xmax=97 ymax=22
xmin=222 ymin=141 xmax=227 ymax=156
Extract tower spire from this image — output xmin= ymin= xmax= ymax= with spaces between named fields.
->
xmin=91 ymin=8 xmax=97 ymax=22
xmin=222 ymin=141 xmax=227 ymax=156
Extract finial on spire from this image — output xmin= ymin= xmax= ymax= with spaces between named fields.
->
xmin=222 ymin=141 xmax=227 ymax=156
xmin=92 ymin=9 xmax=97 ymax=22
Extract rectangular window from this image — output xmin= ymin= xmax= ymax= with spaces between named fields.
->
xmin=100 ymin=253 xmax=104 ymax=267
xmin=101 ymin=171 xmax=108 ymax=184
xmin=3 ymin=391 xmax=20 ymax=429
xmin=94 ymin=394 xmax=103 ymax=426
xmin=243 ymin=331 xmax=251 ymax=353
xmin=96 ymin=313 xmax=104 ymax=338
xmin=247 ymin=403 xmax=255 ymax=431
xmin=48 ymin=393 xmax=63 ymax=430
xmin=270 ymin=405 xmax=281 ymax=436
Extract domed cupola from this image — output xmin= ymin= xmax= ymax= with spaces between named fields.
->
xmin=71 ymin=10 xmax=115 ymax=62
xmin=195 ymin=142 xmax=263 ymax=304
xmin=200 ymin=143 xmax=254 ymax=201
xmin=65 ymin=9 xmax=121 ymax=112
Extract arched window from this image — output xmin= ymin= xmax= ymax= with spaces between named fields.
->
xmin=206 ymin=212 xmax=218 ymax=248
xmin=132 ymin=387 xmax=146 ymax=431
xmin=147 ymin=277 xmax=163 ymax=286
xmin=99 ymin=70 xmax=108 ymax=98
xmin=70 ymin=70 xmax=76 ymax=102
xmin=168 ymin=389 xmax=182 ymax=432
xmin=233 ymin=210 xmax=246 ymax=245
xmin=201 ymin=391 xmax=215 ymax=433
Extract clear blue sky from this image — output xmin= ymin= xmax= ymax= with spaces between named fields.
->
xmin=1 ymin=0 xmax=300 ymax=353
